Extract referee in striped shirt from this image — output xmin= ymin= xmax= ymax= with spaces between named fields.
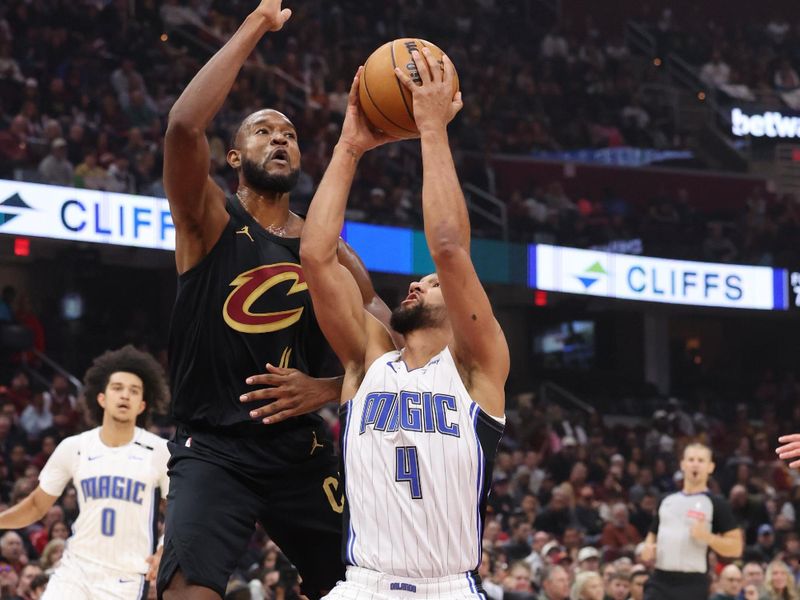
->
xmin=641 ymin=443 xmax=743 ymax=600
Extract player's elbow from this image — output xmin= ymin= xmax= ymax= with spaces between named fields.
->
xmin=166 ymin=112 xmax=203 ymax=141
xmin=429 ymin=239 xmax=466 ymax=265
xmin=299 ymin=243 xmax=334 ymax=270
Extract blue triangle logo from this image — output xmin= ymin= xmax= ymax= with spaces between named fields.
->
xmin=577 ymin=276 xmax=598 ymax=289
xmin=0 ymin=212 xmax=19 ymax=225
xmin=0 ymin=193 xmax=31 ymax=210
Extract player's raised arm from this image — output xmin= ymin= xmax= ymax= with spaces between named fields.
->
xmin=337 ymin=238 xmax=404 ymax=350
xmin=300 ymin=69 xmax=396 ymax=381
xmin=395 ymin=49 xmax=509 ymax=415
xmin=164 ymin=0 xmax=291 ymax=273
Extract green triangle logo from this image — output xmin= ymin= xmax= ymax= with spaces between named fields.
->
xmin=585 ymin=261 xmax=606 ymax=275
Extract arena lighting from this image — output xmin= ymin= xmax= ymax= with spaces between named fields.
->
xmin=653 ymin=57 xmax=662 ymax=67
xmin=160 ymin=33 xmax=168 ymax=42
xmin=13 ymin=237 xmax=29 ymax=257
xmin=697 ymin=91 xmax=706 ymax=101
xmin=534 ymin=290 xmax=548 ymax=307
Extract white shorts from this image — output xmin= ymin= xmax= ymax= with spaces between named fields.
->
xmin=323 ymin=566 xmax=486 ymax=600
xmin=42 ymin=551 xmax=147 ymax=600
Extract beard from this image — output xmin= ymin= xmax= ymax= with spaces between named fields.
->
xmin=241 ymin=156 xmax=300 ymax=194
xmin=390 ymin=302 xmax=444 ymax=335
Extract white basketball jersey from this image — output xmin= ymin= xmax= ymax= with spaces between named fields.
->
xmin=340 ymin=347 xmax=504 ymax=578
xmin=38 ymin=427 xmax=170 ymax=574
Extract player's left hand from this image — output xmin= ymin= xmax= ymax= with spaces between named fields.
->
xmin=395 ymin=48 xmax=462 ymax=134
xmin=338 ymin=66 xmax=399 ymax=156
xmin=145 ymin=546 xmax=163 ymax=582
xmin=689 ymin=518 xmax=710 ymax=543
xmin=241 ymin=364 xmax=340 ymax=424
xmin=777 ymin=433 xmax=800 ymax=468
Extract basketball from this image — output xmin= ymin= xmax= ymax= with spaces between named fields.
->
xmin=359 ymin=38 xmax=459 ymax=139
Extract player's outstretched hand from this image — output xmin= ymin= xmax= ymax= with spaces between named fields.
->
xmin=338 ymin=67 xmax=399 ymax=155
xmin=777 ymin=433 xmax=800 ymax=468
xmin=253 ymin=0 xmax=292 ymax=32
xmin=394 ymin=48 xmax=462 ymax=134
xmin=241 ymin=364 xmax=340 ymax=424
xmin=145 ymin=546 xmax=163 ymax=582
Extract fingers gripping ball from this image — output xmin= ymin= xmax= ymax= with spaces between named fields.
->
xmin=359 ymin=38 xmax=459 ymax=139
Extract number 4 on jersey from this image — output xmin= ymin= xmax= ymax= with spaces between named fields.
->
xmin=395 ymin=446 xmax=422 ymax=499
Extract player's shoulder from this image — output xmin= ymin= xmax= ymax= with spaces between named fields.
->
xmin=134 ymin=428 xmax=169 ymax=451
xmin=58 ymin=427 xmax=99 ymax=451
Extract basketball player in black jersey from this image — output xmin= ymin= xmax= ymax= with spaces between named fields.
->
xmin=156 ymin=2 xmax=397 ymax=599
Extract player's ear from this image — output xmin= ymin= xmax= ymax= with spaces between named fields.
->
xmin=708 ymin=461 xmax=715 ymax=474
xmin=97 ymin=393 xmax=107 ymax=410
xmin=227 ymin=149 xmax=241 ymax=169
xmin=137 ymin=401 xmax=146 ymax=416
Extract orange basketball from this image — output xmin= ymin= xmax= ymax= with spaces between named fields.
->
xmin=359 ymin=38 xmax=459 ymax=139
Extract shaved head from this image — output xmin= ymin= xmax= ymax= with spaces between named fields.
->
xmin=231 ymin=109 xmax=294 ymax=150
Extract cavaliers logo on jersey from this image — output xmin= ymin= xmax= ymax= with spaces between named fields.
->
xmin=223 ymin=263 xmax=308 ymax=333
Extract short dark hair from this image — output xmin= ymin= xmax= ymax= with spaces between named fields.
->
xmin=82 ymin=345 xmax=168 ymax=427
xmin=30 ymin=574 xmax=48 ymax=590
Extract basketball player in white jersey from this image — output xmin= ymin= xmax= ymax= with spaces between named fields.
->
xmin=300 ymin=49 xmax=508 ymax=598
xmin=0 ymin=345 xmax=170 ymax=600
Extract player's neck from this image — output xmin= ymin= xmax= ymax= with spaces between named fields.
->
xmin=236 ymin=185 xmax=291 ymax=229
xmin=401 ymin=327 xmax=451 ymax=370
xmin=99 ymin=418 xmax=136 ymax=447
xmin=683 ymin=481 xmax=709 ymax=494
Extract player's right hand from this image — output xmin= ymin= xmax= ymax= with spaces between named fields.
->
xmin=254 ymin=0 xmax=292 ymax=32
xmin=777 ymin=433 xmax=800 ymax=468
xmin=394 ymin=48 xmax=463 ymax=134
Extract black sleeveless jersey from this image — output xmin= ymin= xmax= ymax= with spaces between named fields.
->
xmin=168 ymin=198 xmax=336 ymax=432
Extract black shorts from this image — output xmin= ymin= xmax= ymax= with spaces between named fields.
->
xmin=644 ymin=570 xmax=709 ymax=600
xmin=156 ymin=425 xmax=344 ymax=599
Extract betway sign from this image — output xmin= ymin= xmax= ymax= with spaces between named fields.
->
xmin=731 ymin=107 xmax=800 ymax=138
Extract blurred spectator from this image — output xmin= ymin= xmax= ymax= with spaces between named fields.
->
xmin=742 ymin=562 xmax=767 ymax=598
xmin=571 ymin=571 xmax=604 ymax=600
xmin=37 ymin=138 xmax=73 ymax=186
xmin=748 ymin=524 xmax=779 ymax=562
xmin=576 ymin=547 xmax=601 ymax=574
xmin=600 ymin=503 xmax=641 ymax=554
xmin=541 ymin=565 xmax=571 ymax=600
xmin=28 ymin=573 xmax=47 ymax=599
xmin=39 ymin=539 xmax=63 ymax=575
xmin=505 ymin=521 xmax=534 ymax=562
xmin=504 ymin=560 xmax=535 ymax=595
xmin=629 ymin=571 xmax=648 ymax=600
xmin=0 ymin=532 xmax=27 ymax=574
xmin=700 ymin=51 xmax=732 ymax=88
xmin=19 ymin=389 xmax=52 ymax=440
xmin=774 ymin=60 xmax=800 ymax=92
xmin=712 ymin=564 xmax=743 ymax=600
xmin=16 ymin=563 xmax=42 ymax=600
xmin=765 ymin=560 xmax=797 ymax=600
xmin=73 ymin=153 xmax=108 ymax=190
xmin=0 ymin=116 xmax=32 ymax=178
xmin=535 ymin=487 xmax=576 ymax=536
xmin=0 ymin=560 xmax=19 ymax=599
xmin=703 ymin=223 xmax=738 ymax=263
